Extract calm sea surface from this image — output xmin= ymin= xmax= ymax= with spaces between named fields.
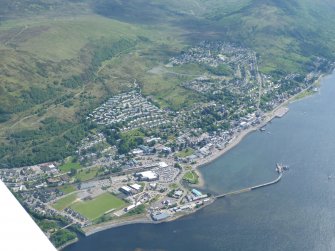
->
xmin=65 ymin=73 xmax=335 ymax=251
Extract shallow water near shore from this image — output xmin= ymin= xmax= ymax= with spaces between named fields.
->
xmin=64 ymin=73 xmax=335 ymax=251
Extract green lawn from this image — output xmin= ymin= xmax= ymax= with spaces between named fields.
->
xmin=293 ymin=89 xmax=314 ymax=101
xmin=176 ymin=148 xmax=194 ymax=158
xmin=58 ymin=185 xmax=76 ymax=195
xmin=183 ymin=171 xmax=199 ymax=184
xmin=74 ymin=166 xmax=99 ymax=182
xmin=169 ymin=183 xmax=179 ymax=189
xmin=71 ymin=193 xmax=126 ymax=220
xmin=59 ymin=160 xmax=82 ymax=173
xmin=52 ymin=193 xmax=78 ymax=211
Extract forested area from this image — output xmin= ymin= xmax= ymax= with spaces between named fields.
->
xmin=0 ymin=118 xmax=94 ymax=168
xmin=104 ymin=127 xmax=146 ymax=155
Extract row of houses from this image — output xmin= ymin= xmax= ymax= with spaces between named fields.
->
xmin=87 ymin=91 xmax=170 ymax=131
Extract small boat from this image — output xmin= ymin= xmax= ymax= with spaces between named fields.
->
xmin=260 ymin=127 xmax=266 ymax=132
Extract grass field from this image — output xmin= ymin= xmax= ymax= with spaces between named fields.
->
xmin=141 ymin=71 xmax=202 ymax=110
xmin=74 ymin=166 xmax=100 ymax=182
xmin=59 ymin=159 xmax=82 ymax=173
xmin=70 ymin=193 xmax=126 ymax=220
xmin=52 ymin=193 xmax=78 ymax=211
xmin=176 ymin=148 xmax=194 ymax=158
xmin=58 ymin=185 xmax=76 ymax=195
xmin=169 ymin=183 xmax=179 ymax=189
xmin=293 ymin=89 xmax=315 ymax=101
xmin=183 ymin=171 xmax=199 ymax=184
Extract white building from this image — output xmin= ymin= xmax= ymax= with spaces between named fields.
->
xmin=135 ymin=171 xmax=159 ymax=181
xmin=129 ymin=183 xmax=142 ymax=192
xmin=119 ymin=186 xmax=132 ymax=195
xmin=132 ymin=149 xmax=144 ymax=156
xmin=159 ymin=162 xmax=169 ymax=168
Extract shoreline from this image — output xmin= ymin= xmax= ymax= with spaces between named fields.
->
xmin=194 ymin=74 xmax=325 ymax=188
xmin=81 ymin=197 xmax=218 ymax=238
xmin=83 ymin=217 xmax=152 ymax=236
xmin=58 ymin=238 xmax=78 ymax=251
xmin=66 ymin=73 xmax=326 ymax=243
xmin=194 ymin=106 xmax=289 ymax=188
xmin=77 ymin=106 xmax=293 ymax=239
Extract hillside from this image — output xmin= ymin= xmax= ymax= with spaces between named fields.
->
xmin=93 ymin=0 xmax=335 ymax=73
xmin=203 ymin=0 xmax=335 ymax=73
xmin=1 ymin=0 xmax=335 ymax=167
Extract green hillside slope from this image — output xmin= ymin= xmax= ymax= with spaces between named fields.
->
xmin=1 ymin=0 xmax=335 ymax=167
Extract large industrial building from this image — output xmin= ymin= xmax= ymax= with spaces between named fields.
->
xmin=119 ymin=186 xmax=132 ymax=195
xmin=135 ymin=171 xmax=159 ymax=181
xmin=151 ymin=212 xmax=170 ymax=221
xmin=129 ymin=183 xmax=142 ymax=192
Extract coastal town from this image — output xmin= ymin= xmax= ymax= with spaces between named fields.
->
xmin=0 ymin=104 xmax=286 ymax=240
xmin=1 ymin=41 xmax=334 ymax=248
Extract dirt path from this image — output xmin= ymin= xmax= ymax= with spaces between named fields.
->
xmin=4 ymin=25 xmax=28 ymax=46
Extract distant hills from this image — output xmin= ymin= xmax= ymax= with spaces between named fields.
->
xmin=92 ymin=0 xmax=335 ymax=73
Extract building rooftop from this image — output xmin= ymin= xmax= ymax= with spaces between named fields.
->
xmin=151 ymin=212 xmax=170 ymax=221
xmin=137 ymin=171 xmax=158 ymax=180
xmin=159 ymin=162 xmax=169 ymax=168
xmin=130 ymin=184 xmax=141 ymax=191
xmin=192 ymin=189 xmax=203 ymax=197
xmin=120 ymin=186 xmax=132 ymax=192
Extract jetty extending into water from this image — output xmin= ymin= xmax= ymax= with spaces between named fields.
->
xmin=215 ymin=163 xmax=284 ymax=199
xmin=275 ymin=107 xmax=289 ymax=118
